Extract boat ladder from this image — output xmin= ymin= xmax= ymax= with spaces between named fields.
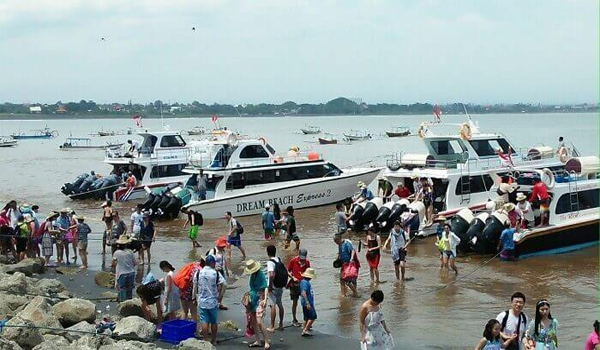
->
xmin=459 ymin=161 xmax=471 ymax=204
xmin=568 ymin=170 xmax=579 ymax=212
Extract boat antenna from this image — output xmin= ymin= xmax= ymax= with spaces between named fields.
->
xmin=462 ymin=103 xmax=472 ymax=122
xmin=160 ymin=102 xmax=165 ymax=129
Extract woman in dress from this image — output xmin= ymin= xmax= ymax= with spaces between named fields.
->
xmin=361 ymin=228 xmax=381 ymax=284
xmin=358 ymin=290 xmax=393 ymax=350
xmin=523 ymin=299 xmax=558 ymax=350
xmin=243 ymin=259 xmax=270 ymax=349
xmin=41 ymin=212 xmax=59 ymax=266
xmin=160 ymin=260 xmax=181 ymax=321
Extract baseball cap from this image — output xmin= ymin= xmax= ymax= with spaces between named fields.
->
xmin=299 ymin=248 xmax=307 ymax=260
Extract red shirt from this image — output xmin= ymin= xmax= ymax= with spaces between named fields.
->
xmin=287 ymin=256 xmax=311 ymax=281
xmin=394 ymin=186 xmax=411 ymax=198
xmin=0 ymin=216 xmax=7 ymax=227
xmin=529 ymin=182 xmax=549 ymax=202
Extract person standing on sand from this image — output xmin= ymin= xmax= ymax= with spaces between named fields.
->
xmin=101 ymin=200 xmax=113 ymax=254
xmin=287 ymin=248 xmax=310 ymax=327
xmin=335 ymin=203 xmax=348 ymax=234
xmin=261 ymin=206 xmax=275 ymax=241
xmin=159 ymin=260 xmax=181 ymax=321
xmin=265 ymin=245 xmax=285 ymax=332
xmin=109 ymin=211 xmax=127 ymax=255
xmin=112 ymin=235 xmax=137 ymax=302
xmin=76 ymin=216 xmax=91 ymax=269
xmin=193 ymin=255 xmax=224 ymax=346
xmin=359 ymin=290 xmax=394 ymax=350
xmin=299 ymin=268 xmax=317 ymax=337
xmin=181 ymin=207 xmax=202 ymax=248
xmin=225 ymin=211 xmax=246 ymax=260
xmin=243 ymin=259 xmax=270 ymax=349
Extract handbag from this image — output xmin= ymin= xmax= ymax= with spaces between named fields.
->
xmin=241 ymin=292 xmax=251 ymax=310
xmin=341 ymin=261 xmax=358 ymax=281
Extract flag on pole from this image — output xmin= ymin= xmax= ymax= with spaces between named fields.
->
xmin=132 ymin=114 xmax=142 ymax=127
xmin=433 ymin=105 xmax=442 ymax=123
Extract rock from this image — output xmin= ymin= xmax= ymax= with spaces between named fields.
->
xmin=94 ymin=272 xmax=114 ymax=288
xmin=0 ymin=292 xmax=29 ymax=317
xmin=101 ymin=291 xmax=118 ymax=300
xmin=0 ymin=337 xmax=24 ymax=350
xmin=74 ymin=335 xmax=114 ymax=350
xmin=99 ymin=340 xmax=157 ymax=350
xmin=1 ymin=272 xmax=29 ymax=293
xmin=14 ymin=296 xmax=64 ymax=335
xmin=35 ymin=279 xmax=66 ymax=295
xmin=3 ymin=316 xmax=44 ymax=349
xmin=2 ymin=258 xmax=45 ymax=276
xmin=0 ymin=255 xmax=13 ymax=265
xmin=117 ymin=298 xmax=144 ymax=318
xmin=113 ymin=316 xmax=155 ymax=341
xmin=177 ymin=338 xmax=215 ymax=350
xmin=32 ymin=335 xmax=70 ymax=350
xmin=64 ymin=321 xmax=96 ymax=342
xmin=55 ymin=266 xmax=80 ymax=276
xmin=53 ymin=298 xmax=96 ymax=327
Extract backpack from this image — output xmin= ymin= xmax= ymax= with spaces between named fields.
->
xmin=236 ymin=220 xmax=244 ymax=234
xmin=173 ymin=262 xmax=200 ymax=290
xmin=501 ymin=310 xmax=527 ymax=343
xmin=193 ymin=211 xmax=204 ymax=226
xmin=270 ymin=258 xmax=288 ymax=288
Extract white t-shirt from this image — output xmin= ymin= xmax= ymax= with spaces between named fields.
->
xmin=266 ymin=256 xmax=282 ymax=288
xmin=517 ymin=201 xmax=535 ymax=222
xmin=496 ymin=310 xmax=527 ymax=346
xmin=207 ymin=247 xmax=224 ymax=271
xmin=131 ymin=211 xmax=144 ymax=234
xmin=228 ymin=218 xmax=238 ymax=237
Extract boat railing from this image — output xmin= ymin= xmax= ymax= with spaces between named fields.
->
xmin=105 ymin=146 xmax=191 ymax=161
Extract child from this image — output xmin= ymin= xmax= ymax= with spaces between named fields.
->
xmin=300 ymin=268 xmax=317 ymax=337
xmin=76 ymin=216 xmax=91 ymax=269
xmin=159 ymin=260 xmax=181 ymax=320
xmin=475 ymin=319 xmax=516 ymax=349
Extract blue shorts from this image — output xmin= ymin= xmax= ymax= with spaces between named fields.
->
xmin=302 ymin=305 xmax=317 ymax=321
xmin=199 ymin=307 xmax=218 ymax=324
xmin=227 ymin=236 xmax=241 ymax=247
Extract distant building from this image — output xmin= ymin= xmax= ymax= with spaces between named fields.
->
xmin=170 ymin=106 xmax=181 ymax=112
xmin=56 ymin=105 xmax=67 ymax=114
xmin=29 ymin=106 xmax=42 ymax=113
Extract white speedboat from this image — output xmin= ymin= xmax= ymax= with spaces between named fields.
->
xmin=382 ymin=118 xmax=578 ymax=220
xmin=0 ymin=137 xmax=17 ymax=148
xmin=179 ymin=136 xmax=380 ymax=219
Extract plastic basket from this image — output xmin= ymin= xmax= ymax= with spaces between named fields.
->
xmin=160 ymin=319 xmax=196 ymax=344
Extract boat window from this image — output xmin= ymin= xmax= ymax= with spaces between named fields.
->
xmin=160 ymin=135 xmax=186 ymax=148
xmin=226 ymin=172 xmax=246 ymax=190
xmin=430 ymin=140 xmax=462 ymax=155
xmin=468 ymin=139 xmax=512 ymax=157
xmin=454 ymin=175 xmax=494 ymax=195
xmin=206 ymin=176 xmax=222 ymax=192
xmin=239 ymin=145 xmax=270 ymax=159
xmin=555 ymin=188 xmax=599 ymax=214
xmin=265 ymin=144 xmax=276 ymax=155
xmin=150 ymin=164 xmax=186 ymax=179
xmin=323 ymin=163 xmax=342 ymax=177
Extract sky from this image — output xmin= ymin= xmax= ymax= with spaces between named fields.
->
xmin=0 ymin=0 xmax=598 ymax=105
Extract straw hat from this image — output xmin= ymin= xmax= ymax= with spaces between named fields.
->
xmin=46 ymin=211 xmax=59 ymax=221
xmin=301 ymin=268 xmax=316 ymax=279
xmin=516 ymin=192 xmax=527 ymax=202
xmin=434 ymin=215 xmax=447 ymax=222
xmin=503 ymin=203 xmax=516 ymax=212
xmin=116 ymin=235 xmax=132 ymax=245
xmin=76 ymin=215 xmax=85 ymax=221
xmin=243 ymin=259 xmax=261 ymax=275
xmin=60 ymin=208 xmax=69 ymax=213
xmin=215 ymin=236 xmax=227 ymax=248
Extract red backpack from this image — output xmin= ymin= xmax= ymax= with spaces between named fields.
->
xmin=173 ymin=262 xmax=202 ymax=290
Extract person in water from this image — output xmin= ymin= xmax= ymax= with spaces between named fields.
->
xmin=475 ymin=319 xmax=517 ymax=350
xmin=441 ymin=223 xmax=460 ymax=275
xmin=358 ymin=290 xmax=393 ymax=349
xmin=361 ymin=227 xmax=382 ymax=284
xmin=496 ymin=292 xmax=528 ymax=350
xmin=584 ymin=320 xmax=599 ymax=350
xmin=523 ymin=299 xmax=558 ymax=350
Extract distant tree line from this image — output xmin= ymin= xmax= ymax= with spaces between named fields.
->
xmin=0 ymin=97 xmax=596 ymax=117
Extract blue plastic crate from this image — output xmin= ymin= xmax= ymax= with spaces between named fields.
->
xmin=160 ymin=319 xmax=196 ymax=344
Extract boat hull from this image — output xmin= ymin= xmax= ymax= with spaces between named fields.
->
xmin=184 ymin=168 xmax=380 ymax=219
xmin=386 ymin=131 xmax=410 ymax=138
xmin=11 ymin=135 xmax=52 ymax=140
xmin=0 ymin=141 xmax=18 ymax=147
xmin=516 ymin=219 xmax=599 ymax=258
xmin=318 ymin=138 xmax=337 ymax=145
xmin=301 ymin=129 xmax=320 ymax=135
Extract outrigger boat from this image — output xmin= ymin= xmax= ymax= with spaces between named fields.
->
xmin=59 ymin=137 xmax=123 ymax=151
xmin=386 ymin=126 xmax=411 ymax=138
xmin=343 ymin=130 xmax=372 ymax=141
xmin=185 ymin=126 xmax=206 ymax=136
xmin=301 ymin=125 xmax=321 ymax=135
xmin=11 ymin=126 xmax=58 ymax=140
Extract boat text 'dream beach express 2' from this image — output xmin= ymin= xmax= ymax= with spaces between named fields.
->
xmin=142 ymin=132 xmax=380 ymax=219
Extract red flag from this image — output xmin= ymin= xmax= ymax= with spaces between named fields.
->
xmin=211 ymin=114 xmax=218 ymax=123
xmin=132 ymin=114 xmax=142 ymax=127
xmin=433 ymin=105 xmax=442 ymax=122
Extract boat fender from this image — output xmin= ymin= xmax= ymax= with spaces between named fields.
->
xmin=557 ymin=146 xmax=569 ymax=163
xmin=541 ymin=168 xmax=555 ymax=189
xmin=459 ymin=123 xmax=472 ymax=140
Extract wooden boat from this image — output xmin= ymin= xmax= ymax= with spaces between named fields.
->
xmin=186 ymin=126 xmax=206 ymax=135
xmin=59 ymin=137 xmax=123 ymax=150
xmin=318 ymin=137 xmax=338 ymax=145
xmin=11 ymin=127 xmax=58 ymax=140
xmin=0 ymin=137 xmax=17 ymax=148
xmin=386 ymin=126 xmax=411 ymax=138
xmin=343 ymin=130 xmax=371 ymax=141
xmin=301 ymin=125 xmax=321 ymax=134
xmin=97 ymin=131 xmax=116 ymax=137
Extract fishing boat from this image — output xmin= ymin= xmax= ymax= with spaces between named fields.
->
xmin=158 ymin=133 xmax=381 ymax=219
xmin=318 ymin=136 xmax=338 ymax=145
xmin=0 ymin=137 xmax=17 ymax=148
xmin=59 ymin=137 xmax=123 ymax=151
xmin=343 ymin=130 xmax=372 ymax=141
xmin=185 ymin=126 xmax=206 ymax=136
xmin=97 ymin=130 xmax=116 ymax=137
xmin=11 ymin=127 xmax=58 ymax=140
xmin=301 ymin=125 xmax=321 ymax=135
xmin=62 ymin=130 xmax=194 ymax=201
xmin=382 ymin=117 xmax=579 ymax=225
xmin=386 ymin=126 xmax=411 ymax=138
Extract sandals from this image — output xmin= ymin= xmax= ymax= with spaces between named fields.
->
xmin=248 ymin=342 xmax=262 ymax=348
xmin=301 ymin=332 xmax=313 ymax=337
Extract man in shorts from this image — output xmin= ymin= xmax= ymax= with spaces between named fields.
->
xmin=283 ymin=207 xmax=300 ymax=250
xmin=287 ymin=248 xmax=310 ymax=327
xmin=383 ymin=220 xmax=410 ymax=280
xmin=193 ymin=255 xmax=225 ymax=346
xmin=266 ymin=245 xmax=285 ymax=331
xmin=76 ymin=216 xmax=91 ymax=269
xmin=225 ymin=211 xmax=246 ymax=260
xmin=261 ymin=205 xmax=275 ymax=240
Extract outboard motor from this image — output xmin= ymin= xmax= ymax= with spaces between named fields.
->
xmin=383 ymin=202 xmax=407 ymax=231
xmin=471 ymin=211 xmax=509 ymax=254
xmin=375 ymin=201 xmax=396 ymax=227
xmin=157 ymin=195 xmax=172 ymax=215
xmin=62 ymin=173 xmax=89 ymax=195
xmin=150 ymin=193 xmax=164 ymax=212
xmin=464 ymin=212 xmax=489 ymax=253
xmin=348 ymin=202 xmax=366 ymax=230
xmin=407 ymin=201 xmax=426 ymax=230
xmin=77 ymin=176 xmax=95 ymax=193
xmin=142 ymin=193 xmax=156 ymax=210
xmin=360 ymin=198 xmax=382 ymax=229
xmin=102 ymin=175 xmax=119 ymax=199
xmin=450 ymin=208 xmax=474 ymax=250
xmin=164 ymin=196 xmax=182 ymax=218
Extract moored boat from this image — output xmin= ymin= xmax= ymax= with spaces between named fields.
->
xmin=11 ymin=127 xmax=58 ymax=139
xmin=343 ymin=130 xmax=371 ymax=141
xmin=59 ymin=137 xmax=123 ymax=150
xmin=0 ymin=137 xmax=17 ymax=147
xmin=318 ymin=137 xmax=338 ymax=145
xmin=386 ymin=126 xmax=411 ymax=138
xmin=301 ymin=125 xmax=321 ymax=135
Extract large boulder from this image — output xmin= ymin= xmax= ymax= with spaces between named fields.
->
xmin=0 ymin=255 xmax=13 ymax=265
xmin=99 ymin=340 xmax=157 ymax=350
xmin=3 ymin=316 xmax=44 ymax=349
xmin=35 ymin=279 xmax=66 ymax=295
xmin=94 ymin=272 xmax=114 ymax=288
xmin=178 ymin=338 xmax=215 ymax=350
xmin=14 ymin=296 xmax=64 ymax=335
xmin=113 ymin=316 xmax=155 ymax=341
xmin=2 ymin=258 xmax=45 ymax=276
xmin=117 ymin=298 xmax=144 ymax=318
xmin=32 ymin=335 xmax=70 ymax=350
xmin=0 ymin=337 xmax=23 ymax=350
xmin=74 ymin=335 xmax=115 ymax=350
xmin=53 ymin=298 xmax=96 ymax=327
xmin=0 ymin=292 xmax=29 ymax=317
xmin=1 ymin=272 xmax=29 ymax=293
xmin=64 ymin=321 xmax=96 ymax=342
